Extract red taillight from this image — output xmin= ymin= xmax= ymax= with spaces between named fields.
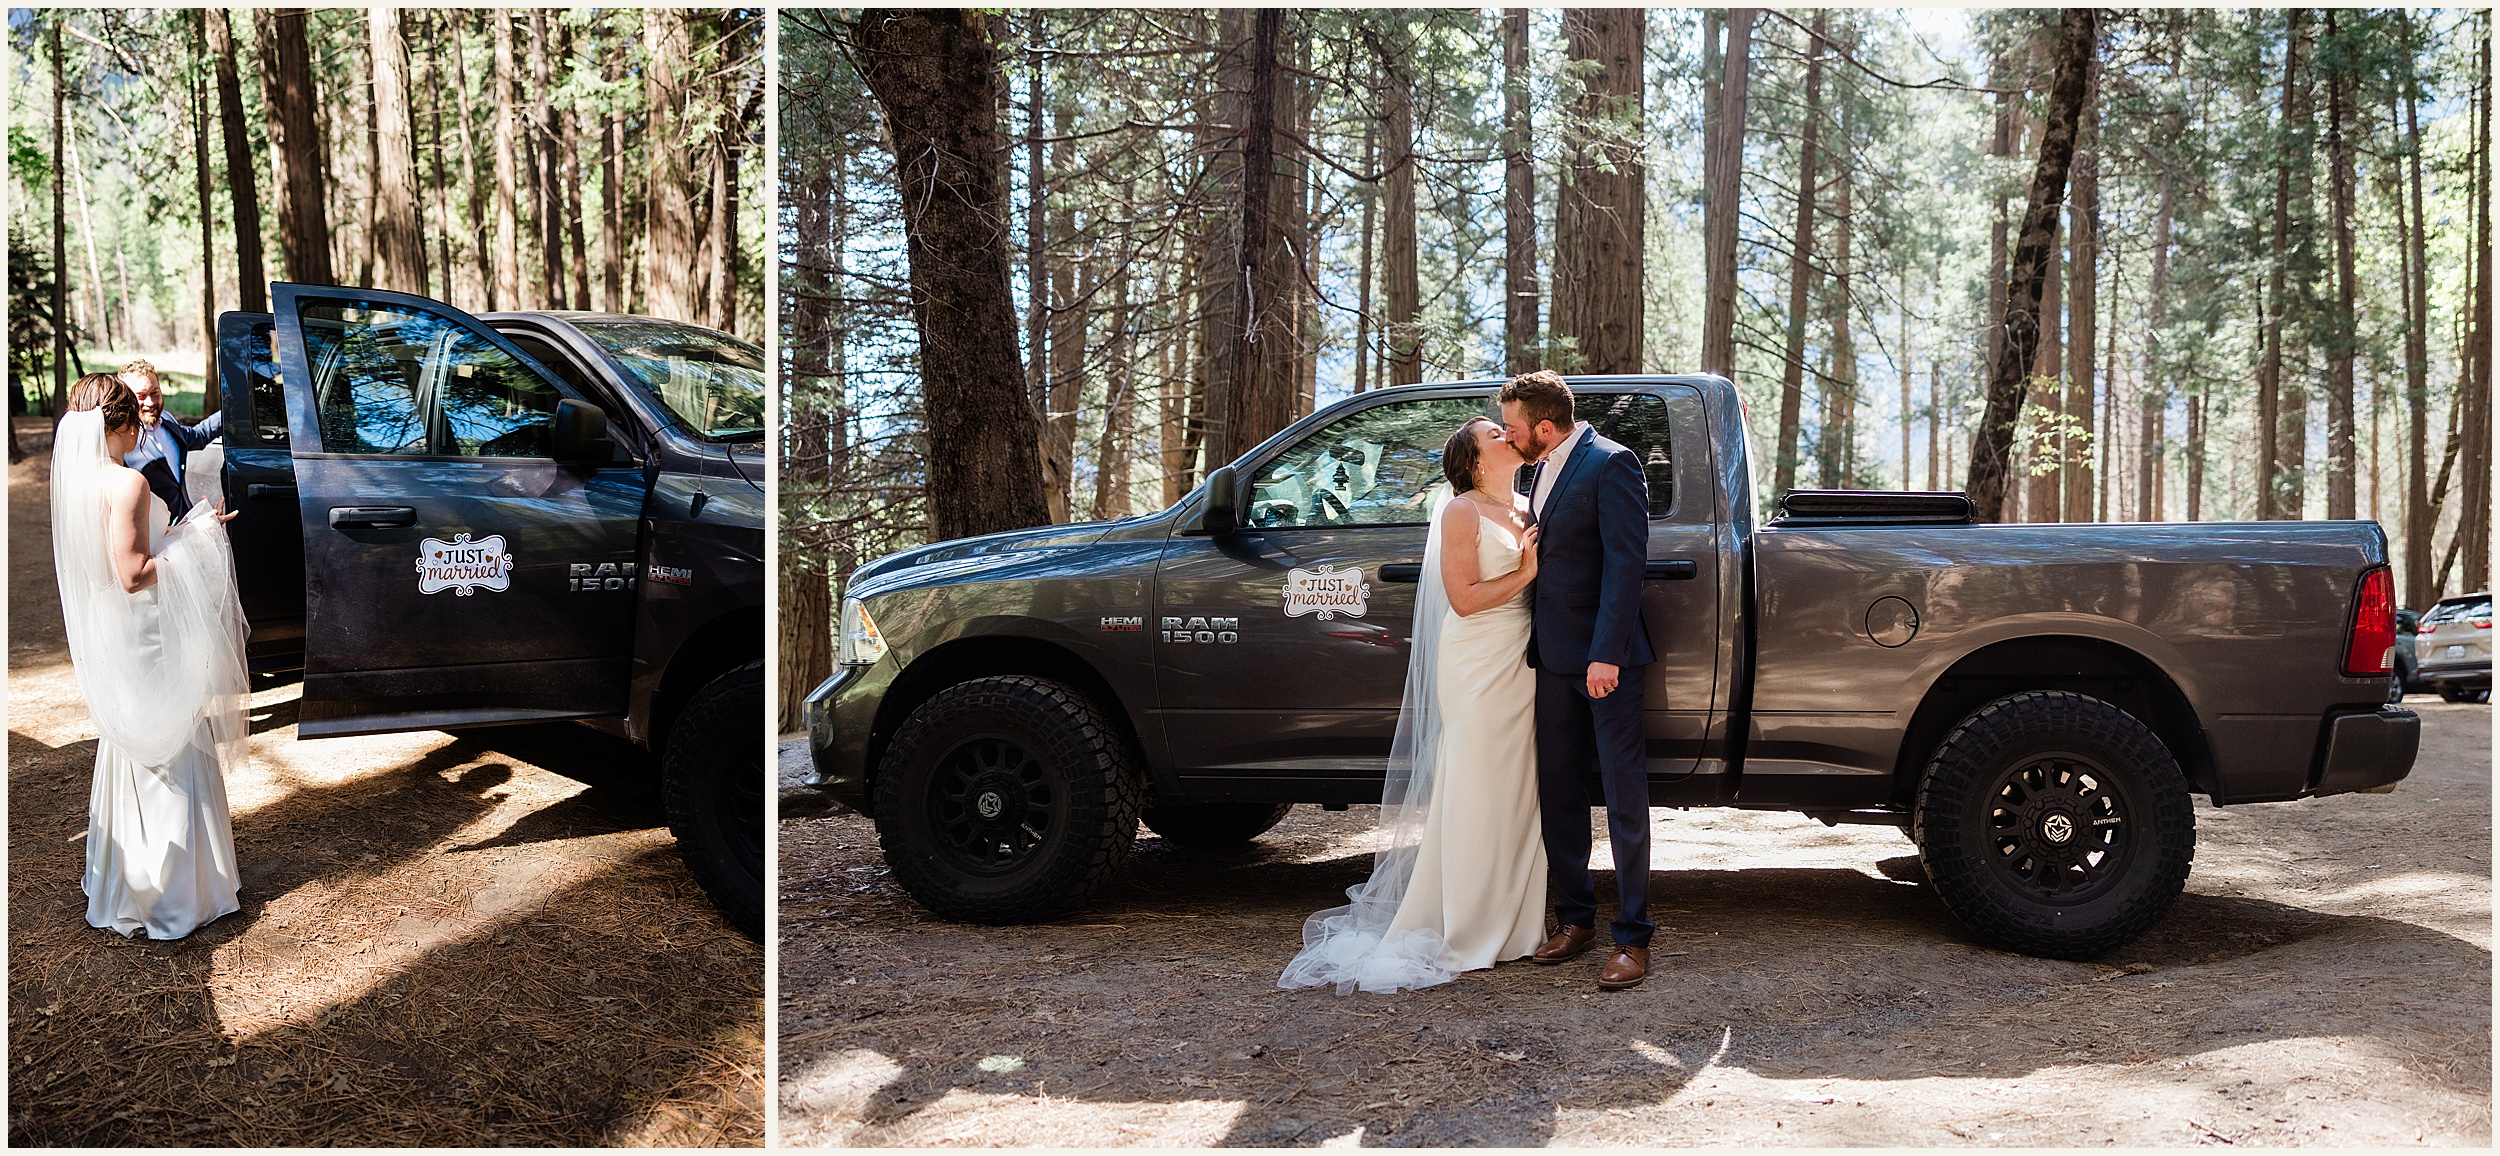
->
xmin=2343 ymin=568 xmax=2397 ymax=677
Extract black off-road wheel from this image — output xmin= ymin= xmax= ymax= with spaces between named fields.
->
xmin=1141 ymin=802 xmax=1295 ymax=848
xmin=873 ymin=676 xmax=1142 ymax=924
xmin=1913 ymin=690 xmax=2194 ymax=961
xmin=663 ymin=660 xmax=766 ymax=940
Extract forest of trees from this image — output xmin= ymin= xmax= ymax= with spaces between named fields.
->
xmin=8 ymin=7 xmax=765 ymax=430
xmin=783 ymin=9 xmax=2476 ymax=724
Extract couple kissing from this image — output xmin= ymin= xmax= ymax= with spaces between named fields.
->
xmin=1281 ymin=370 xmax=1657 ymax=995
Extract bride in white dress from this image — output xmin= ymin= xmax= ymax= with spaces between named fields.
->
xmin=52 ymin=379 xmax=249 ymax=940
xmin=1281 ymin=417 xmax=1547 ymax=994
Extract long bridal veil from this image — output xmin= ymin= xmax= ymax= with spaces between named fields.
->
xmin=1278 ymin=485 xmax=1461 ymax=995
xmin=51 ymin=409 xmax=250 ymax=774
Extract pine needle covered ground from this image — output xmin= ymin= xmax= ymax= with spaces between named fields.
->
xmin=780 ymin=709 xmax=2488 ymax=1147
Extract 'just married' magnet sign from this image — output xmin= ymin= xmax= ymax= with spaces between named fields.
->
xmin=1283 ymin=565 xmax=1370 ymax=621
xmin=416 ymin=533 xmax=514 ymax=596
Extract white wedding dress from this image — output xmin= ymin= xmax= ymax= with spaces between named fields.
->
xmin=53 ymin=410 xmax=247 ymax=940
xmin=1280 ymin=493 xmax=1547 ymax=994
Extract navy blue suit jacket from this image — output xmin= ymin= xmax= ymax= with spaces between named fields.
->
xmin=1525 ymin=428 xmax=1654 ymax=673
xmin=123 ymin=410 xmax=224 ymax=515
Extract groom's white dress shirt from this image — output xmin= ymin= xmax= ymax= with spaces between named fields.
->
xmin=1529 ymin=421 xmax=1592 ymax=521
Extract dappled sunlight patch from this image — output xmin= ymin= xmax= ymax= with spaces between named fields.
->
xmin=840 ymin=1087 xmax=1249 ymax=1148
xmin=780 ymin=1046 xmax=905 ymax=1130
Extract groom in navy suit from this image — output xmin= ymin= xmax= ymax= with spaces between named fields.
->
xmin=1498 ymin=370 xmax=1657 ymax=990
xmin=118 ymin=359 xmax=224 ymax=518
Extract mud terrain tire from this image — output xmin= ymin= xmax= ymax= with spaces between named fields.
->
xmin=664 ymin=660 xmax=766 ymax=940
xmin=1914 ymin=690 xmax=2194 ymax=960
xmin=874 ymin=677 xmax=1142 ymax=924
xmin=1141 ymin=802 xmax=1295 ymax=847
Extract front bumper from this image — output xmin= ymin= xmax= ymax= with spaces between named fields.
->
xmin=2312 ymin=705 xmax=2421 ymax=797
xmin=802 ymin=661 xmax=888 ymax=814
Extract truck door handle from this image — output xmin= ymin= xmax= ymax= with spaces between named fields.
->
xmin=1379 ymin=563 xmax=1422 ymax=583
xmin=1646 ymin=559 xmax=1698 ymax=580
xmin=327 ymin=505 xmax=416 ymax=530
xmin=246 ymin=483 xmax=297 ymax=500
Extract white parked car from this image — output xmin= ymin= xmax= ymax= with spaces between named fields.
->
xmin=2414 ymin=591 xmax=2491 ymax=703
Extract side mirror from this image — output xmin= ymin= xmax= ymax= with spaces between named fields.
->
xmin=1180 ymin=464 xmax=1240 ymax=536
xmin=550 ymin=397 xmax=616 ymax=464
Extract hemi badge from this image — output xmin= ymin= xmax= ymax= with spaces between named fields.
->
xmin=1100 ymin=616 xmax=1145 ymax=631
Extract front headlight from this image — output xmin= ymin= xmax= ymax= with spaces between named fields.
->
xmin=837 ymin=598 xmax=888 ymax=667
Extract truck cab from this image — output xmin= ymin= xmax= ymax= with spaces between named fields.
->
xmin=217 ymin=282 xmax=765 ymax=938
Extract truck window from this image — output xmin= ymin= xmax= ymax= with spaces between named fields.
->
xmin=237 ymin=319 xmax=287 ymax=447
xmin=1246 ymin=396 xmax=1487 ymax=529
xmin=1576 ymin=392 xmax=1675 ymax=516
xmin=299 ymin=300 xmax=565 ymax=458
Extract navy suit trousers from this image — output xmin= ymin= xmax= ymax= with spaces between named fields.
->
xmin=1535 ymin=662 xmax=1652 ymax=947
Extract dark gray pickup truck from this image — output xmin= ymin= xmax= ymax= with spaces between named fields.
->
xmin=805 ymin=374 xmax=2418 ymax=959
xmin=216 ymin=282 xmax=765 ymax=938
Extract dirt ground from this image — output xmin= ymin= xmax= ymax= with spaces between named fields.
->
xmin=7 ymin=418 xmax=762 ymax=1146
xmin=779 ymin=695 xmax=2490 ymax=1147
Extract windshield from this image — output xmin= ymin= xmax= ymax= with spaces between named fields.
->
xmin=570 ymin=319 xmax=764 ymax=440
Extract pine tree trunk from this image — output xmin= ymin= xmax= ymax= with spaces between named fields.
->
xmin=530 ymin=12 xmax=564 ymax=310
xmin=492 ymin=11 xmax=523 ymax=310
xmin=1355 ymin=121 xmax=1376 ymax=393
xmin=1093 ymin=266 xmax=1135 ymax=519
xmin=2259 ymin=9 xmax=2314 ymax=519
xmin=780 ymin=149 xmax=836 ymax=732
xmin=2027 ymin=206 xmax=2063 ymax=524
xmin=642 ymin=8 xmax=702 ymax=323
xmin=1504 ymin=8 xmax=1541 ymax=375
xmin=1044 ymin=106 xmax=1081 ymax=524
xmin=49 ymin=17 xmax=67 ymax=414
xmin=1820 ymin=164 xmax=1855 ymax=489
xmin=258 ymin=8 xmax=334 ymax=286
xmin=1223 ymin=9 xmax=1300 ymax=456
xmin=1700 ymin=8 xmax=1753 ymax=379
xmin=1965 ymin=8 xmax=2097 ymax=522
xmin=2401 ymin=11 xmax=2436 ymax=607
xmin=422 ymin=15 xmax=456 ymax=301
xmin=2140 ymin=168 xmax=2173 ymax=522
xmin=1023 ymin=17 xmax=1047 ymax=421
xmin=1774 ymin=8 xmax=1825 ymax=497
xmin=2463 ymin=22 xmax=2493 ymax=591
xmin=370 ymin=8 xmax=428 ymax=294
xmin=1195 ymin=10 xmax=1244 ymax=465
xmin=2064 ymin=66 xmax=2098 ymax=524
xmin=602 ymin=100 xmax=624 ymax=313
xmin=852 ymin=9 xmax=1049 ymax=538
xmin=449 ymin=10 xmax=490 ymax=306
xmin=2324 ymin=9 xmax=2359 ymax=520
xmin=192 ymin=13 xmax=220 ymax=390
xmin=562 ymin=24 xmax=590 ymax=312
xmin=208 ymin=10 xmax=265 ymax=313
xmin=1381 ymin=28 xmax=1421 ymax=387
xmin=1555 ymin=7 xmax=1645 ymax=375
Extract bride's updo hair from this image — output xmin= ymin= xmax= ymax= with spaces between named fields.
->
xmin=1441 ymin=417 xmax=1497 ymax=492
xmin=66 ymin=373 xmax=141 ymax=433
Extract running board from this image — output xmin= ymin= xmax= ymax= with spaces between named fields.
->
xmin=295 ymin=706 xmax=607 ymax=740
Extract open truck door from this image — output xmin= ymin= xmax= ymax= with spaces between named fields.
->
xmin=267 ymin=282 xmax=646 ymax=737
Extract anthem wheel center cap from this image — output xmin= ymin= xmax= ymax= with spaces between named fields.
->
xmin=2039 ymin=811 xmax=2076 ymax=845
xmin=975 ymin=791 xmax=1007 ymax=821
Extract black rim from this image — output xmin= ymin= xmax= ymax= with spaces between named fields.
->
xmin=720 ymin=740 xmax=766 ymax=883
xmin=1981 ymin=753 xmax=2133 ymax=904
xmin=926 ymin=733 xmax=1056 ymax=874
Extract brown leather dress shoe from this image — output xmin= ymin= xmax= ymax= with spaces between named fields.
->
xmin=1531 ymin=925 xmax=1597 ymax=964
xmin=1598 ymin=944 xmax=1650 ymax=990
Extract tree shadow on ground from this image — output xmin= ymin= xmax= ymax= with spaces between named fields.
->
xmin=9 ymin=722 xmax=760 ymax=1145
xmin=785 ymin=819 xmax=2489 ymax=1147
